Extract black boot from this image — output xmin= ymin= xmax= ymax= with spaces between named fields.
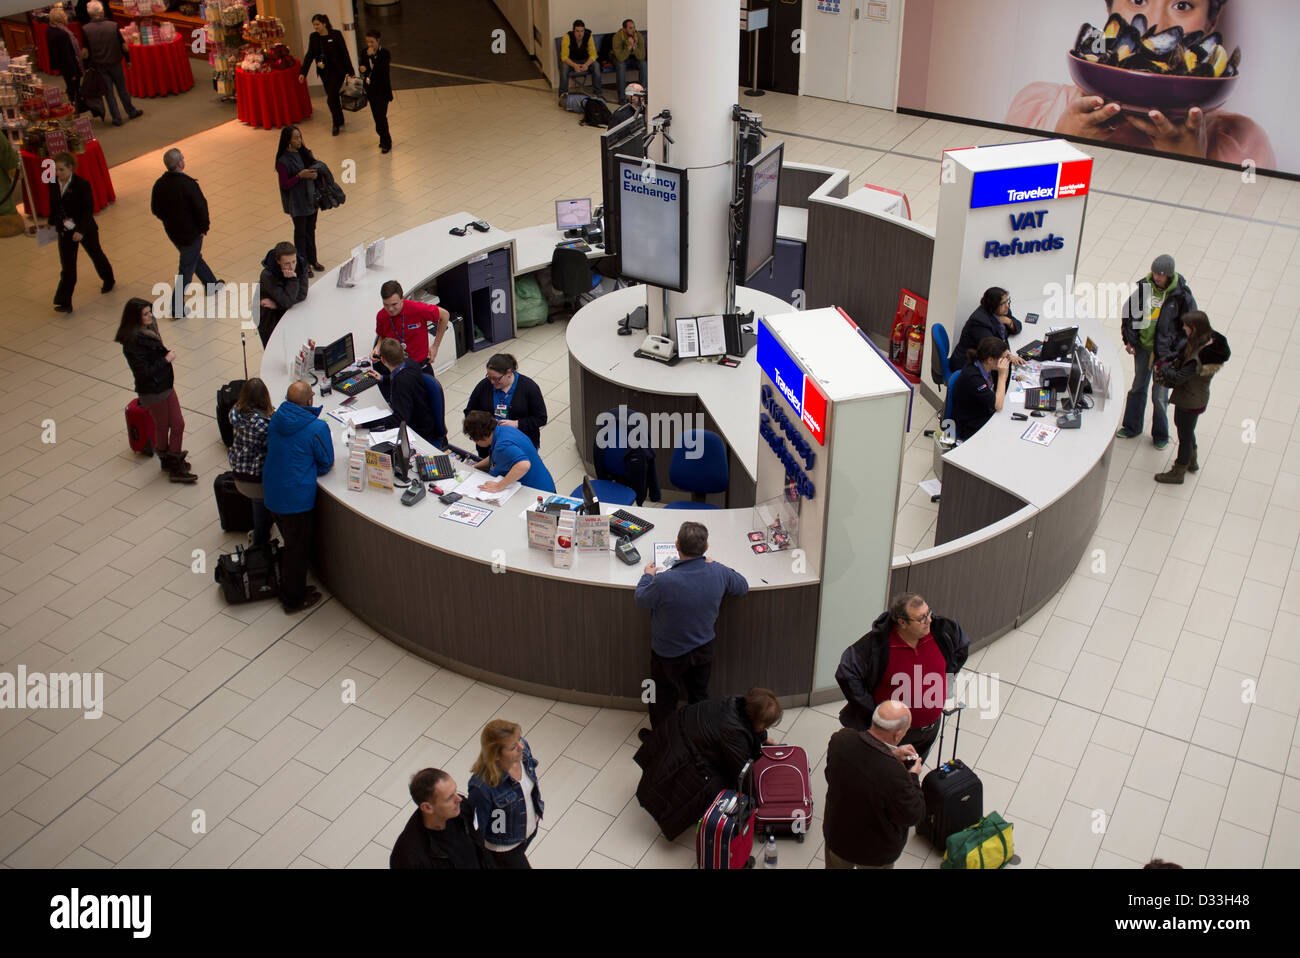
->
xmin=167 ymin=453 xmax=197 ymax=484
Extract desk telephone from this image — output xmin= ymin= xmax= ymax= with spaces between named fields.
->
xmin=639 ymin=335 xmax=676 ymax=363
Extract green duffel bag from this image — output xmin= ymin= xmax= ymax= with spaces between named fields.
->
xmin=941 ymin=811 xmax=1014 ymax=869
xmin=514 ymin=274 xmax=549 ymax=328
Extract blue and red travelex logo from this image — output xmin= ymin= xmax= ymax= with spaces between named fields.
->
xmin=969 ymin=158 xmax=1093 ymax=209
xmin=757 ymin=323 xmax=827 ymax=446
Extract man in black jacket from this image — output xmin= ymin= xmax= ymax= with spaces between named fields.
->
xmin=369 ymin=338 xmax=447 ymax=448
xmin=633 ymin=688 xmax=780 ymax=840
xmin=359 ymin=29 xmax=393 ymax=153
xmin=82 ymin=1 xmax=142 ymax=126
xmin=256 ymin=241 xmax=308 ymax=346
xmin=49 ymin=152 xmax=113 ymax=312
xmin=1116 ymin=253 xmax=1196 ymax=449
xmin=151 ymin=149 xmax=222 ymax=319
xmin=835 ymin=593 xmax=969 ymax=762
xmin=390 ymin=768 xmax=494 ymax=869
xmin=823 ymin=700 xmax=925 ymax=868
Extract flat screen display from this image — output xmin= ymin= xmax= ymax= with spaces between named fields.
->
xmin=600 ymin=115 xmax=646 ymax=259
xmin=740 ymin=142 xmax=783 ymax=282
xmin=322 ymin=333 xmax=355 ymax=379
xmin=615 ymin=156 xmax=688 ymax=292
xmin=555 ymin=198 xmax=592 ymax=230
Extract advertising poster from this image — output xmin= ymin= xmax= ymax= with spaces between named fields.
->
xmin=899 ymin=0 xmax=1292 ymax=175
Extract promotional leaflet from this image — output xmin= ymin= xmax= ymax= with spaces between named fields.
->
xmin=365 ymin=450 xmax=394 ymax=490
xmin=575 ymin=514 xmax=610 ymax=553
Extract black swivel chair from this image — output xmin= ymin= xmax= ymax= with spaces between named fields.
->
xmin=549 ymin=246 xmax=595 ymax=322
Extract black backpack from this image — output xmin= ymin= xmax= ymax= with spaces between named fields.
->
xmin=581 ymin=96 xmax=614 ymax=128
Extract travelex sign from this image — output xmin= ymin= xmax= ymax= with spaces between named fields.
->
xmin=757 ymin=324 xmax=826 ymax=501
xmin=969 ymin=158 xmax=1092 ymax=209
xmin=984 ymin=208 xmax=1065 ymax=260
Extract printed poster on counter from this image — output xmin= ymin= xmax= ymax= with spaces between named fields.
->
xmin=899 ymin=0 xmax=1295 ymax=175
xmin=574 ymin=514 xmax=610 ymax=553
xmin=365 ymin=450 xmax=393 ymax=491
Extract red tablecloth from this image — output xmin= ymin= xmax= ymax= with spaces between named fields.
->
xmin=236 ymin=62 xmax=313 ymax=130
xmin=20 ymin=140 xmax=116 ymax=218
xmin=31 ymin=19 xmax=86 ymax=77
xmin=124 ymin=36 xmax=194 ymax=97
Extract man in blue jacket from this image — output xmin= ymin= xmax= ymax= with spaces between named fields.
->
xmin=263 ymin=380 xmax=334 ymax=613
xmin=635 ymin=521 xmax=749 ymax=730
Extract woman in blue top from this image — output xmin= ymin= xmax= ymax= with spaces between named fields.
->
xmin=467 ymin=719 xmax=543 ymax=869
xmin=463 ymin=410 xmax=556 ymax=492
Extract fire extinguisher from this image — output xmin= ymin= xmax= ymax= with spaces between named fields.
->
xmin=904 ymin=322 xmax=925 ymax=378
xmin=889 ymin=310 xmax=907 ymax=364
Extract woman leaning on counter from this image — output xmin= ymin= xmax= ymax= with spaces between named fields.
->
xmin=463 ymin=353 xmax=548 ymax=460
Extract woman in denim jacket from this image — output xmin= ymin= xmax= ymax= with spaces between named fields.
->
xmin=468 ymin=720 xmax=543 ymax=868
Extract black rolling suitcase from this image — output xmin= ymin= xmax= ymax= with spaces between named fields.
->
xmin=214 ymin=471 xmax=255 ymax=532
xmin=217 ymin=331 xmax=248 ymax=447
xmin=921 ymin=706 xmax=983 ymax=848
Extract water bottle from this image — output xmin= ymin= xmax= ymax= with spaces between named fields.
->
xmin=764 ymin=833 xmax=777 ymax=868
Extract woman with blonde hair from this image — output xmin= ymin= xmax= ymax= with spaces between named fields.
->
xmin=467 ymin=719 xmax=543 ymax=868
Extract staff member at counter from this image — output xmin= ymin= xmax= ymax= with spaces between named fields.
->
xmin=372 ymin=280 xmax=449 ymax=374
xmin=949 ymin=287 xmax=1025 ymax=372
xmin=950 ymin=337 xmax=1011 ymax=441
xmin=464 ymin=354 xmax=548 ymax=459
xmin=369 ymin=338 xmax=447 ymax=448
xmin=463 ymin=411 xmax=556 ymax=493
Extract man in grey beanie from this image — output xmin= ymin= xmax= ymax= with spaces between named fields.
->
xmin=1115 ymin=253 xmax=1197 ymax=448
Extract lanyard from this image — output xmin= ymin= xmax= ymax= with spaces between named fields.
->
xmin=494 ymin=374 xmax=518 ymax=420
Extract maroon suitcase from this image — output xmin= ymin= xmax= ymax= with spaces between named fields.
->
xmin=753 ymin=744 xmax=814 ymax=841
xmin=126 ymin=399 xmax=155 ymax=455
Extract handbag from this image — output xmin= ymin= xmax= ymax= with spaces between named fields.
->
xmin=339 ymin=75 xmax=367 ymax=112
xmin=80 ymin=66 xmax=106 ymax=100
xmin=941 ymin=811 xmax=1015 ymax=869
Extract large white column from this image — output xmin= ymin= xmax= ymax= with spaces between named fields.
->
xmin=645 ymin=0 xmax=739 ymax=340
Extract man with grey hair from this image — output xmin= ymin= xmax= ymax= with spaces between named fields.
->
xmin=635 ymin=521 xmax=749 ymax=731
xmin=150 ymin=148 xmax=223 ymax=319
xmin=81 ymin=1 xmax=142 ymax=126
xmin=823 ymin=700 xmax=925 ymax=868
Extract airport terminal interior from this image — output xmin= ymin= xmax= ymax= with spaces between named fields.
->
xmin=0 ymin=0 xmax=1298 ymax=870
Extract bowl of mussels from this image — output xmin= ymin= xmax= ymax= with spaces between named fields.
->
xmin=1067 ymin=12 xmax=1241 ymax=117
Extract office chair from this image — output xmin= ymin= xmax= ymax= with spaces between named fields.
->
xmin=591 ymin=406 xmax=659 ymax=506
xmin=571 ymin=481 xmax=636 ymax=506
xmin=549 ymin=246 xmax=595 ymax=321
xmin=422 ymin=372 xmax=449 ymax=449
xmin=665 ymin=429 xmax=728 ymax=509
xmin=931 ymin=323 xmax=952 ymax=390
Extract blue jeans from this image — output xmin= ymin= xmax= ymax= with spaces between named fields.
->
xmin=175 ymin=236 xmax=217 ymax=317
xmin=1121 ymin=347 xmax=1169 ymax=442
xmin=559 ymin=62 xmax=601 ymax=96
xmin=250 ymin=497 xmax=273 ymax=547
xmin=615 ymin=56 xmax=645 ymax=100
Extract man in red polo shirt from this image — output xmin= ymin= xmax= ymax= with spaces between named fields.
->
xmin=834 ymin=593 xmax=970 ymax=762
xmin=372 ymin=279 xmax=450 ymax=374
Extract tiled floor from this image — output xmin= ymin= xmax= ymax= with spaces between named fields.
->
xmin=1 ymin=71 xmax=1298 ymax=869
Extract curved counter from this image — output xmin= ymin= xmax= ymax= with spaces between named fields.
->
xmin=264 ymin=213 xmax=820 ymax=708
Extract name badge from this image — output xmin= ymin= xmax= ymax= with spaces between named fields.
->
xmin=494 ymin=403 xmax=508 ymax=419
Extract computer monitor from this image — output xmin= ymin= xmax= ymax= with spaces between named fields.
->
xmin=1041 ymin=326 xmax=1078 ymax=362
xmin=616 ymin=155 xmax=688 ymax=292
xmin=581 ymin=476 xmax=600 ymax=515
xmin=600 ymin=114 xmax=647 ymax=260
xmin=322 ymin=333 xmax=355 ymax=379
xmin=393 ymin=422 xmax=413 ymax=483
xmin=555 ymin=198 xmax=593 ymax=231
xmin=738 ymin=142 xmax=783 ymax=282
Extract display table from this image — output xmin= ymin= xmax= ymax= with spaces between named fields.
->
xmin=124 ymin=35 xmax=194 ymax=97
xmin=236 ymin=62 xmax=312 ymax=129
xmin=30 ymin=18 xmax=84 ymax=77
xmin=19 ymin=140 xmax=115 ymax=218
xmin=108 ymin=3 xmax=208 ymax=61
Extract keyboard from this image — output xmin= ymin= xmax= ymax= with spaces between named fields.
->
xmin=1017 ymin=340 xmax=1043 ymax=361
xmin=417 ymin=454 xmax=456 ymax=482
xmin=334 ymin=370 xmax=380 ymax=396
xmin=556 ymin=239 xmax=591 ymax=254
xmin=1024 ymin=387 xmax=1057 ymax=411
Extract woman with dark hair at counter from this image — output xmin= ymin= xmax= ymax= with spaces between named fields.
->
xmin=1155 ymin=310 xmax=1230 ymax=485
xmin=463 ymin=410 xmax=556 ymax=494
xmin=229 ymin=377 xmax=276 ymax=547
xmin=298 ymin=12 xmax=354 ymax=136
xmin=115 ymin=297 xmax=196 ymax=483
xmin=949 ymin=286 xmax=1024 ymax=372
xmin=275 ymin=126 xmax=325 ymax=274
xmin=950 ymin=337 xmax=1011 ymax=441
xmin=463 ymin=353 xmax=548 ymax=461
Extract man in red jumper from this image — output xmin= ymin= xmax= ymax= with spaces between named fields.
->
xmin=371 ymin=279 xmax=450 ymax=375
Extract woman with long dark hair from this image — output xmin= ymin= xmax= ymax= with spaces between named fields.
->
xmin=949 ymin=336 xmax=1011 ymax=441
xmin=228 ymin=378 xmax=276 ymax=546
xmin=275 ymin=126 xmax=324 ymax=274
xmin=115 ymin=297 xmax=196 ymax=483
xmin=298 ymin=12 xmax=354 ymax=136
xmin=948 ymin=286 xmax=1024 ymax=372
xmin=1155 ymin=311 xmax=1231 ymax=484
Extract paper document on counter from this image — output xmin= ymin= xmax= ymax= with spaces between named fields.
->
xmin=1020 ymin=422 xmax=1060 ymax=447
xmin=330 ymin=406 xmax=386 ymax=427
xmin=456 ymin=470 xmax=521 ymax=506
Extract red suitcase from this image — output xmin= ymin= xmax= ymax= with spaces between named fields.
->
xmin=753 ymin=744 xmax=814 ymax=841
xmin=696 ymin=761 xmax=756 ymax=869
xmin=126 ymin=399 xmax=155 ymax=455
